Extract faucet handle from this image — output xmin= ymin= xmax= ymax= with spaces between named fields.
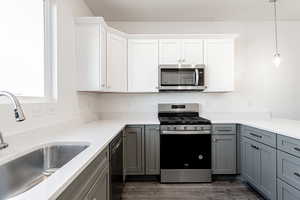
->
xmin=0 ymin=132 xmax=8 ymax=150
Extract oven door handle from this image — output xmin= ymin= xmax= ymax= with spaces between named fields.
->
xmin=195 ymin=68 xmax=199 ymax=86
xmin=161 ymin=130 xmax=211 ymax=135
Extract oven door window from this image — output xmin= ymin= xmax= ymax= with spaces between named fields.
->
xmin=160 ymin=134 xmax=211 ymax=169
xmin=161 ymin=69 xmax=197 ymax=86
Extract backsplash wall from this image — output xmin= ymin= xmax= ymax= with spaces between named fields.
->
xmin=94 ymin=21 xmax=300 ymax=120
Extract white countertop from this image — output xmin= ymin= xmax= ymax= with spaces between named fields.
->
xmin=212 ymin=118 xmax=300 ymax=139
xmin=2 ymin=119 xmax=158 ymax=200
xmin=1 ymin=117 xmax=300 ymax=200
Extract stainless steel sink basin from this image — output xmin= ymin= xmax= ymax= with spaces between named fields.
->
xmin=0 ymin=143 xmax=89 ymax=199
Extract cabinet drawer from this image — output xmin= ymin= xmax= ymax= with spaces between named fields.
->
xmin=241 ymin=125 xmax=276 ymax=147
xmin=278 ymin=135 xmax=300 ymax=158
xmin=277 ymin=178 xmax=300 ymax=200
xmin=278 ymin=150 xmax=300 ymax=190
xmin=212 ymin=124 xmax=236 ymax=135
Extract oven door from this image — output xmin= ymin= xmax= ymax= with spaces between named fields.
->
xmin=160 ymin=133 xmax=211 ymax=169
xmin=159 ymin=64 xmax=206 ymax=91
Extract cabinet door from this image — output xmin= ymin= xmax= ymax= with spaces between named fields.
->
xmin=260 ymin=143 xmax=277 ymax=200
xmin=159 ymin=39 xmax=182 ymax=64
xmin=278 ymin=178 xmax=300 ymax=200
xmin=76 ymin=23 xmax=104 ymax=91
xmin=182 ymin=39 xmax=204 ymax=65
xmin=204 ymin=39 xmax=234 ymax=92
xmin=241 ymin=137 xmax=261 ymax=188
xmin=241 ymin=137 xmax=277 ymax=200
xmin=212 ymin=134 xmax=236 ymax=174
xmin=128 ymin=39 xmax=159 ymax=92
xmin=145 ymin=125 xmax=160 ymax=175
xmin=107 ymin=32 xmax=127 ymax=92
xmin=125 ymin=126 xmax=145 ymax=175
xmin=85 ymin=166 xmax=110 ymax=200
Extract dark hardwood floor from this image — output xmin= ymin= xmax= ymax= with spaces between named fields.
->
xmin=122 ymin=180 xmax=264 ymax=200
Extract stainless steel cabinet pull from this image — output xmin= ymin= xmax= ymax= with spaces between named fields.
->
xmin=250 ymin=133 xmax=262 ymax=138
xmin=218 ymin=130 xmax=232 ymax=132
xmin=251 ymin=145 xmax=259 ymax=150
xmin=294 ymin=147 xmax=300 ymax=152
xmin=294 ymin=172 xmax=300 ymax=178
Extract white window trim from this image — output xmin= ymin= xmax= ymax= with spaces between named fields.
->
xmin=43 ymin=0 xmax=57 ymax=102
xmin=0 ymin=0 xmax=58 ymax=104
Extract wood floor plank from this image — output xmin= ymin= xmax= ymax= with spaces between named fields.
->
xmin=122 ymin=180 xmax=264 ymax=200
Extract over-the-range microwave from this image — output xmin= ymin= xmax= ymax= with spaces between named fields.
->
xmin=158 ymin=64 xmax=206 ymax=91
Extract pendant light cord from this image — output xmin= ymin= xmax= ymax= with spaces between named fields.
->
xmin=273 ymin=0 xmax=279 ymax=54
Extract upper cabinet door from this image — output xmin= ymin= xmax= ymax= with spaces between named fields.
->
xmin=76 ymin=23 xmax=105 ymax=91
xmin=159 ymin=39 xmax=182 ymax=65
xmin=128 ymin=39 xmax=159 ymax=93
xmin=204 ymin=39 xmax=234 ymax=92
xmin=182 ymin=39 xmax=204 ymax=65
xmin=107 ymin=32 xmax=127 ymax=92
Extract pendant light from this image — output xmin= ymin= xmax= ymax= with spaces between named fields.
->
xmin=270 ymin=0 xmax=281 ymax=67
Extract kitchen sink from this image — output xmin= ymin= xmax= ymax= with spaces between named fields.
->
xmin=0 ymin=143 xmax=89 ymax=199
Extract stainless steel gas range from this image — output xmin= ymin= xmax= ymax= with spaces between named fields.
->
xmin=158 ymin=103 xmax=212 ymax=183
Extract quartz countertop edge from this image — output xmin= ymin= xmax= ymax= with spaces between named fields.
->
xmin=3 ymin=118 xmax=300 ymax=200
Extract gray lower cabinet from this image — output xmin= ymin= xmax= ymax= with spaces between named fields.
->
xmin=278 ymin=178 xmax=300 ymax=200
xmin=277 ymin=150 xmax=300 ymax=190
xmin=85 ymin=165 xmax=110 ymax=200
xmin=212 ymin=134 xmax=236 ymax=174
xmin=58 ymin=147 xmax=109 ymax=200
xmin=125 ymin=125 xmax=160 ymax=176
xmin=241 ymin=136 xmax=277 ymax=200
xmin=125 ymin=126 xmax=145 ymax=175
xmin=145 ymin=125 xmax=160 ymax=175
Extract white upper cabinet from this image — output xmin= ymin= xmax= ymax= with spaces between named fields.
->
xmin=159 ymin=40 xmax=182 ymax=64
xmin=75 ymin=18 xmax=107 ymax=91
xmin=204 ymin=39 xmax=235 ymax=92
xmin=128 ymin=39 xmax=159 ymax=93
xmin=107 ymin=31 xmax=128 ymax=92
xmin=159 ymin=39 xmax=204 ymax=65
xmin=182 ymin=39 xmax=204 ymax=65
xmin=76 ymin=17 xmax=235 ymax=93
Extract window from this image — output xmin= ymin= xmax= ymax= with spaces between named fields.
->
xmin=0 ymin=0 xmax=56 ymax=98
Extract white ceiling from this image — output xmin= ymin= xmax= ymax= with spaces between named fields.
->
xmin=84 ymin=0 xmax=300 ymax=21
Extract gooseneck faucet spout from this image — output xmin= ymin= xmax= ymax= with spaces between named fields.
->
xmin=0 ymin=91 xmax=26 ymax=149
xmin=0 ymin=91 xmax=25 ymax=122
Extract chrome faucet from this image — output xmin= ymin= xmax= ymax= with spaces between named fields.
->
xmin=0 ymin=91 xmax=26 ymax=149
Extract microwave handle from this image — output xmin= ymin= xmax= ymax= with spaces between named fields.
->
xmin=195 ymin=68 xmax=199 ymax=86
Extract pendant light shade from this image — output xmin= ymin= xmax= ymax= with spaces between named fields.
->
xmin=270 ymin=0 xmax=281 ymax=67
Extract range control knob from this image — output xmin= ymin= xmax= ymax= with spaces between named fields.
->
xmin=184 ymin=126 xmax=187 ymax=130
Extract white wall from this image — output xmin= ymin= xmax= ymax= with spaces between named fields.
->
xmin=0 ymin=0 xmax=98 ymax=136
xmin=95 ymin=21 xmax=300 ymax=120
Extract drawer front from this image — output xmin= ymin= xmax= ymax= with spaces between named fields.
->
xmin=241 ymin=125 xmax=276 ymax=147
xmin=212 ymin=124 xmax=236 ymax=135
xmin=278 ymin=150 xmax=300 ymax=190
xmin=278 ymin=178 xmax=300 ymax=200
xmin=278 ymin=135 xmax=300 ymax=158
